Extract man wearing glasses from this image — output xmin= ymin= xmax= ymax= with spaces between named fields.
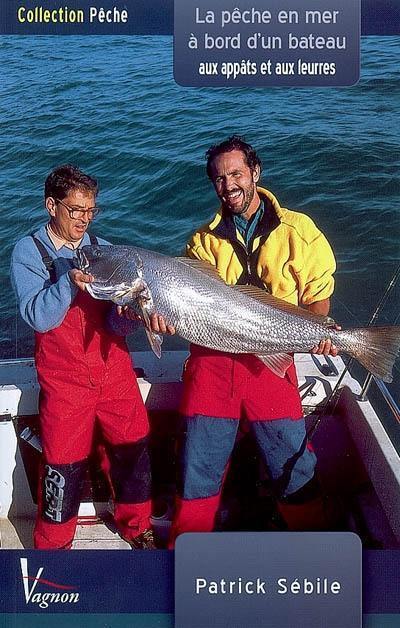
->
xmin=11 ymin=164 xmax=171 ymax=549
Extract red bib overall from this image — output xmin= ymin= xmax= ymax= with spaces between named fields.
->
xmin=34 ymin=291 xmax=151 ymax=549
xmin=169 ymin=347 xmax=317 ymax=545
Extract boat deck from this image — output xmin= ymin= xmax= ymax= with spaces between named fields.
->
xmin=1 ymin=351 xmax=399 ymax=549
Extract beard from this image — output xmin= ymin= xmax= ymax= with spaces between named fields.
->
xmin=221 ymin=182 xmax=256 ymax=216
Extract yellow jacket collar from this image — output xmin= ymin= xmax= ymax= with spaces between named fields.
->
xmin=208 ymin=186 xmax=285 ymax=231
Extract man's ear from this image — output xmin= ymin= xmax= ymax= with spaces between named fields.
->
xmin=46 ymin=197 xmax=56 ymax=217
xmin=252 ymin=165 xmax=261 ymax=183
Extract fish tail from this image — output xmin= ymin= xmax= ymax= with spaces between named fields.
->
xmin=345 ymin=326 xmax=400 ymax=383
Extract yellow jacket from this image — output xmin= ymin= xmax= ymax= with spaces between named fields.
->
xmin=187 ymin=187 xmax=336 ymax=306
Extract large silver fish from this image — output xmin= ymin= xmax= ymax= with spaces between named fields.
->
xmin=74 ymin=244 xmax=400 ymax=383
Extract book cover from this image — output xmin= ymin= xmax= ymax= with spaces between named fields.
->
xmin=0 ymin=1 xmax=399 ymax=627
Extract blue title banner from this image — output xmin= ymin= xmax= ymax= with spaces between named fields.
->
xmin=175 ymin=532 xmax=362 ymax=628
xmin=0 ymin=548 xmax=398 ymax=614
xmin=174 ymin=0 xmax=360 ymax=87
xmin=0 ymin=0 xmax=173 ymax=34
xmin=0 ymin=0 xmax=399 ymax=35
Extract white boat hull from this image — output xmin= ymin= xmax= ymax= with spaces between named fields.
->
xmin=0 ymin=351 xmax=399 ymax=549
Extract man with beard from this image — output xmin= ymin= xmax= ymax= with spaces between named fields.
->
xmin=169 ymin=136 xmax=338 ymax=544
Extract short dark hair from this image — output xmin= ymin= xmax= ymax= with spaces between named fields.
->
xmin=206 ymin=135 xmax=262 ymax=179
xmin=44 ymin=164 xmax=98 ymax=200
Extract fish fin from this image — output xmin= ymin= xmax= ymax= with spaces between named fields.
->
xmin=176 ymin=257 xmax=225 ymax=281
xmin=87 ymin=282 xmax=140 ymax=305
xmin=233 ymin=285 xmax=336 ymax=326
xmin=345 ymin=326 xmax=400 ymax=383
xmin=137 ymin=297 xmax=163 ymax=359
xmin=86 ymin=284 xmax=106 ymax=300
xmin=144 ymin=328 xmax=163 ymax=359
xmin=255 ymin=353 xmax=294 ymax=378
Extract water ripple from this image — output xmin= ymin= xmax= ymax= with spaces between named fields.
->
xmin=0 ymin=35 xmax=399 ymax=360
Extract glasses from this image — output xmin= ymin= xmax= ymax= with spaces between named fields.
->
xmin=55 ymin=198 xmax=100 ymax=220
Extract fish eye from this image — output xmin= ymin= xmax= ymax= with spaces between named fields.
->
xmin=94 ymin=249 xmax=102 ymax=257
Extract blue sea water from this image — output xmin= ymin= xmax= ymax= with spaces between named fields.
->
xmin=0 ymin=35 xmax=399 ymax=437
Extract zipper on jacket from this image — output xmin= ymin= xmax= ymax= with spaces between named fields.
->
xmin=234 ymin=239 xmax=252 ymax=284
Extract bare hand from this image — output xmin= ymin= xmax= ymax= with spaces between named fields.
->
xmin=117 ymin=307 xmax=175 ymax=335
xmin=69 ymin=269 xmax=93 ymax=291
xmin=149 ymin=313 xmax=175 ymax=336
xmin=311 ymin=325 xmax=341 ymax=356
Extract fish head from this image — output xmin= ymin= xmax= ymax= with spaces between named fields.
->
xmin=74 ymin=245 xmax=146 ymax=305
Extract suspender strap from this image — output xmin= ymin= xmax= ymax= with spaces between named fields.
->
xmin=30 ymin=232 xmax=98 ymax=284
xmin=30 ymin=233 xmax=57 ymax=284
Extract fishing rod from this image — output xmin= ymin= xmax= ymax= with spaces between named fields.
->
xmin=307 ymin=261 xmax=400 ymax=439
